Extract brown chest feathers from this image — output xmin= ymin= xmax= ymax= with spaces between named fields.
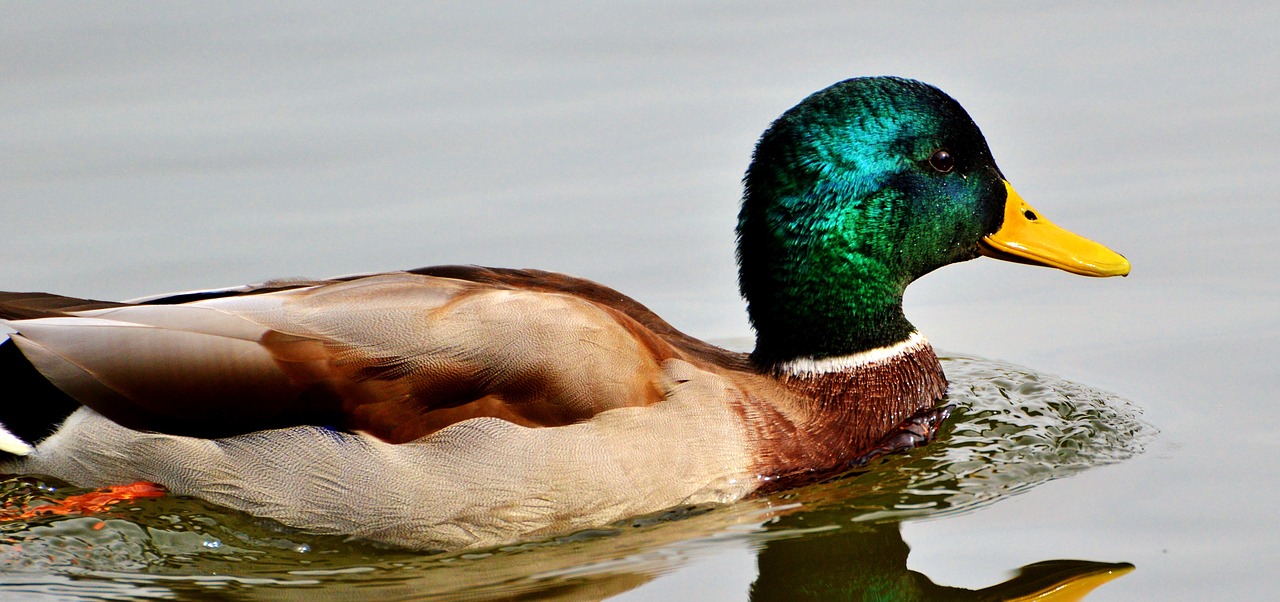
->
xmin=735 ymin=343 xmax=948 ymax=492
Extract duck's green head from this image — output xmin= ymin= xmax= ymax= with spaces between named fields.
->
xmin=737 ymin=77 xmax=1128 ymax=367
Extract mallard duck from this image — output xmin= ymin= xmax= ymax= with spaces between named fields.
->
xmin=0 ymin=77 xmax=1128 ymax=550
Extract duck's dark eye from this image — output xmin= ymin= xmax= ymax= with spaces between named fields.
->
xmin=928 ymin=149 xmax=955 ymax=173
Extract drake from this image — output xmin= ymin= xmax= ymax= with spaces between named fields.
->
xmin=0 ymin=77 xmax=1128 ymax=550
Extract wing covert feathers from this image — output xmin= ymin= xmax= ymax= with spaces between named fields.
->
xmin=3 ymin=269 xmax=744 ymax=442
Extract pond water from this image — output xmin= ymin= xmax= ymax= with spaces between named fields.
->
xmin=2 ymin=3 xmax=1277 ymax=600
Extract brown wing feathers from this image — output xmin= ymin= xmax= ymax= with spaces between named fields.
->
xmin=2 ymin=267 xmax=742 ymax=445
xmin=404 ymin=266 xmax=752 ymax=370
xmin=264 ymin=274 xmax=677 ymax=442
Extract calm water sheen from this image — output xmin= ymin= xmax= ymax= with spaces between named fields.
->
xmin=3 ymin=3 xmax=1278 ymax=600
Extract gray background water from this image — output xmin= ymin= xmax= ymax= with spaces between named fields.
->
xmin=3 ymin=3 xmax=1277 ymax=599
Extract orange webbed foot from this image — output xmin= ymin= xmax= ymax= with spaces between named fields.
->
xmin=0 ymin=481 xmax=166 ymax=521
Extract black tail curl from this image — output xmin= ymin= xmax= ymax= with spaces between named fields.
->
xmin=0 ymin=338 xmax=82 ymax=460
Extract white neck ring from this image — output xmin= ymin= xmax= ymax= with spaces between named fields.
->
xmin=775 ymin=331 xmax=929 ymax=375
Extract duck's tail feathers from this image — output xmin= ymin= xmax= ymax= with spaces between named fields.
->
xmin=0 ymin=337 xmax=84 ymax=458
xmin=0 ymin=292 xmax=110 ymax=460
xmin=0 ymin=420 xmax=34 ymax=456
xmin=0 ymin=291 xmax=128 ymax=320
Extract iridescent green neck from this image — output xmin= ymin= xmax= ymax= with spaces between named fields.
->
xmin=738 ymin=185 xmax=918 ymax=365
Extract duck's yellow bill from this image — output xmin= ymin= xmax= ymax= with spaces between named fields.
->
xmin=978 ymin=181 xmax=1130 ymax=277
